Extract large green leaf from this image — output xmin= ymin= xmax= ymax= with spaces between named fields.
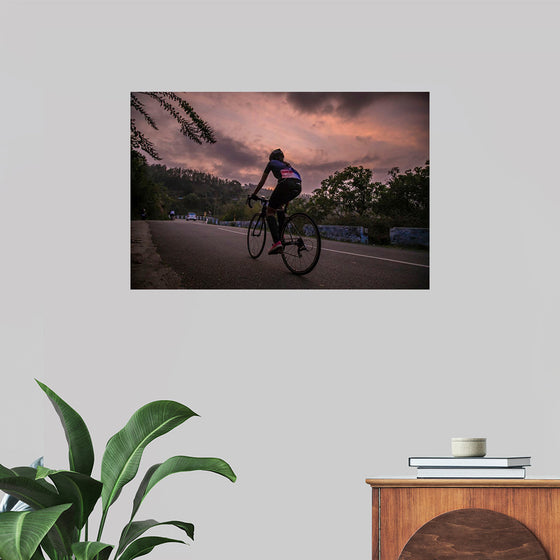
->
xmin=118 ymin=536 xmax=185 ymax=560
xmin=0 ymin=476 xmax=62 ymax=510
xmin=100 ymin=401 xmax=197 ymax=513
xmin=0 ymin=476 xmax=75 ymax=557
xmin=71 ymin=541 xmax=113 ymax=560
xmin=11 ymin=466 xmax=58 ymax=495
xmin=0 ymin=503 xmax=71 ymax=560
xmin=130 ymin=456 xmax=236 ymax=521
xmin=0 ymin=464 xmax=56 ymax=515
xmin=117 ymin=519 xmax=194 ymax=556
xmin=0 ymin=466 xmax=20 ymax=513
xmin=36 ymin=467 xmax=102 ymax=529
xmin=0 ymin=465 xmax=14 ymax=478
xmin=36 ymin=536 xmax=57 ymax=560
xmin=1 ymin=460 xmax=46 ymax=513
xmin=36 ymin=380 xmax=94 ymax=476
xmin=30 ymin=546 xmax=45 ymax=560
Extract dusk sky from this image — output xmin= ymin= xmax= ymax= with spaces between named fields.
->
xmin=132 ymin=92 xmax=429 ymax=194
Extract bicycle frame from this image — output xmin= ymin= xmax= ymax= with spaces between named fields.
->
xmin=246 ymin=194 xmax=321 ymax=274
xmin=248 ymin=195 xmax=288 ymax=215
xmin=248 ymin=195 xmax=307 ymax=247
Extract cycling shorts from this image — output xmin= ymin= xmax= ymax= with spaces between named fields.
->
xmin=269 ymin=178 xmax=302 ymax=210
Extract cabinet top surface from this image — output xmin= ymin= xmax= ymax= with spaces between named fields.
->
xmin=365 ymin=478 xmax=560 ymax=488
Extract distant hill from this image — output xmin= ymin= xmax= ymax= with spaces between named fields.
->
xmin=145 ymin=163 xmax=254 ymax=216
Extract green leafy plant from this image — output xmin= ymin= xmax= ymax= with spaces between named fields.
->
xmin=0 ymin=380 xmax=236 ymax=560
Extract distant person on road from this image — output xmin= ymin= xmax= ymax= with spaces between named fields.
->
xmin=250 ymin=149 xmax=302 ymax=254
xmin=169 ymin=209 xmax=175 ymax=220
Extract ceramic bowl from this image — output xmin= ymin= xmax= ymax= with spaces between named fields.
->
xmin=451 ymin=437 xmax=487 ymax=457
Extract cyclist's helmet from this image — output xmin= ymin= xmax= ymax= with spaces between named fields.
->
xmin=269 ymin=149 xmax=284 ymax=161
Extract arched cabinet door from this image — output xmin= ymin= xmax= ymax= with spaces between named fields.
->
xmin=398 ymin=508 xmax=548 ymax=560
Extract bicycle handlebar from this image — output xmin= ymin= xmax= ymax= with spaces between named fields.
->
xmin=246 ymin=194 xmax=268 ymax=209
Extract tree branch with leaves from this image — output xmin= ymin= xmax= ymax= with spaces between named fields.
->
xmin=130 ymin=92 xmax=216 ymax=160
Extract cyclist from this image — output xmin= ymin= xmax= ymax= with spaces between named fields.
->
xmin=250 ymin=149 xmax=302 ymax=254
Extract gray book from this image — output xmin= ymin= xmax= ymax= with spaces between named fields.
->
xmin=409 ymin=456 xmax=531 ymax=468
xmin=416 ymin=467 xmax=526 ymax=479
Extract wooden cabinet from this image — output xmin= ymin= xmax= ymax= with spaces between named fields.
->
xmin=365 ymin=479 xmax=560 ymax=559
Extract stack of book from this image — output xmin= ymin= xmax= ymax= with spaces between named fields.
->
xmin=409 ymin=456 xmax=531 ymax=479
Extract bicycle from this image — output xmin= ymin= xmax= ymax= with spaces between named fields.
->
xmin=246 ymin=195 xmax=321 ymax=275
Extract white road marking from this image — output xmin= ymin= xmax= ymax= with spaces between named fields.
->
xmin=217 ymin=227 xmax=246 ymax=235
xmin=323 ymin=248 xmax=429 ymax=268
xmin=216 ymin=226 xmax=429 ymax=268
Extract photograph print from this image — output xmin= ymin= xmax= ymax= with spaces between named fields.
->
xmin=130 ymin=92 xmax=429 ymax=289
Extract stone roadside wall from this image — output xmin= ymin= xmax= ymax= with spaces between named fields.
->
xmin=317 ymin=225 xmax=368 ymax=244
xmin=181 ymin=217 xmax=429 ymax=247
xmin=219 ymin=220 xmax=369 ymax=244
xmin=390 ymin=227 xmax=429 ymax=248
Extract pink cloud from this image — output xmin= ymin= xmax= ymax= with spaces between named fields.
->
xmin=131 ymin=92 xmax=429 ymax=192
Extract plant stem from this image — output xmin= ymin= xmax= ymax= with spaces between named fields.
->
xmin=97 ymin=509 xmax=108 ymax=541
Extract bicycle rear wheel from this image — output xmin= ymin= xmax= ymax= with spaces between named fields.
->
xmin=247 ymin=213 xmax=267 ymax=258
xmin=280 ymin=213 xmax=321 ymax=275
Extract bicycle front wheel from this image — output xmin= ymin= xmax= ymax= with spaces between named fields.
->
xmin=281 ymin=213 xmax=321 ymax=275
xmin=247 ymin=213 xmax=267 ymax=258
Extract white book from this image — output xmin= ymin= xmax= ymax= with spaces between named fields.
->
xmin=416 ymin=467 xmax=526 ymax=479
xmin=409 ymin=456 xmax=531 ymax=468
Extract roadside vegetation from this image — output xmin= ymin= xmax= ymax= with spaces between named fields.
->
xmin=131 ymin=155 xmax=429 ymax=244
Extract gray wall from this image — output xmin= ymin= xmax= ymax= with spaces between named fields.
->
xmin=221 ymin=221 xmax=370 ymax=244
xmin=391 ymin=227 xmax=429 ymax=247
xmin=2 ymin=3 xmax=560 ymax=560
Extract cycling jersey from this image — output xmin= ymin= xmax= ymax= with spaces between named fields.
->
xmin=265 ymin=159 xmax=302 ymax=182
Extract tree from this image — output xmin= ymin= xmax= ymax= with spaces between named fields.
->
xmin=131 ymin=92 xmax=216 ymax=160
xmin=131 ymin=150 xmax=171 ymax=219
xmin=285 ymin=194 xmax=311 ymax=215
xmin=309 ymin=166 xmax=382 ymax=221
xmin=183 ymin=192 xmax=201 ymax=212
xmin=375 ymin=161 xmax=429 ymax=227
xmin=130 ymin=93 xmax=217 ymax=218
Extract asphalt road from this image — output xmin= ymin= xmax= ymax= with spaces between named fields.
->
xmin=147 ymin=220 xmax=430 ymax=289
